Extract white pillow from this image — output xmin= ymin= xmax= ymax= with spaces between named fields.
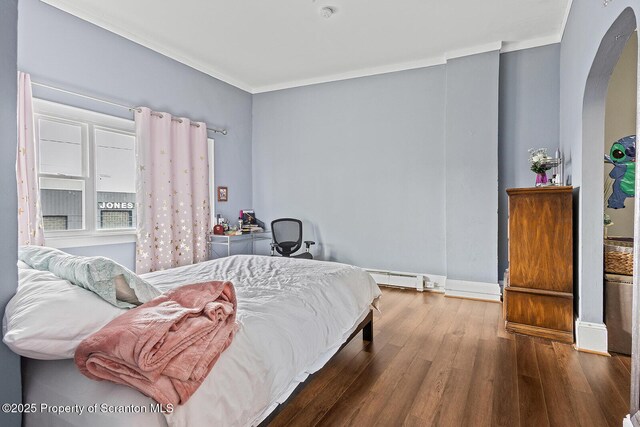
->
xmin=3 ymin=266 xmax=126 ymax=360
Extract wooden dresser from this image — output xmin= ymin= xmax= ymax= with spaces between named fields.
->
xmin=504 ymin=186 xmax=573 ymax=343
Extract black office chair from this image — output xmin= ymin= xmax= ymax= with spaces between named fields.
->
xmin=270 ymin=218 xmax=315 ymax=259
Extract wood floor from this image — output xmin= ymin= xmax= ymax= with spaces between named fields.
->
xmin=268 ymin=287 xmax=632 ymax=427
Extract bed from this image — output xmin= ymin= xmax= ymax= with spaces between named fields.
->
xmin=12 ymin=255 xmax=381 ymax=427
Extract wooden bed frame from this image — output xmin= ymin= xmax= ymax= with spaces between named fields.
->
xmin=257 ymin=309 xmax=373 ymax=426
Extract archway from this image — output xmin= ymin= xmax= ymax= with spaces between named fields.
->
xmin=579 ymin=7 xmax=637 ymax=354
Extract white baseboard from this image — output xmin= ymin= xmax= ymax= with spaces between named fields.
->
xmin=444 ymin=279 xmax=502 ymax=302
xmin=365 ymin=268 xmax=446 ymax=292
xmin=423 ymin=274 xmax=446 ymax=291
xmin=575 ymin=319 xmax=608 ymax=355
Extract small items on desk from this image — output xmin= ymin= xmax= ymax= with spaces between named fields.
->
xmin=212 ymin=210 xmax=265 ymax=237
xmin=239 ymin=209 xmax=265 ymax=233
xmin=241 ymin=224 xmax=264 ymax=233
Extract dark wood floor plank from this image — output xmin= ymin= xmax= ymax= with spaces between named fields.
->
xmin=267 ymin=337 xmax=365 ymax=427
xmin=434 ymin=367 xmax=474 ymax=426
xmin=515 ymin=334 xmax=550 ymax=427
xmin=550 ymin=341 xmax=610 ymax=427
xmin=452 ymin=301 xmax=484 ymax=371
xmin=419 ymin=296 xmax=462 ymax=362
xmin=367 ymin=295 xmax=446 ymax=398
xmin=617 ymin=354 xmax=632 ymax=375
xmin=272 ymin=346 xmax=374 ymax=427
xmin=481 ymin=301 xmax=500 ymax=341
xmin=516 ymin=334 xmax=541 ymax=379
xmin=284 ymin=343 xmax=393 ymax=427
xmin=491 ymin=337 xmax=520 ymax=427
xmin=402 ymin=414 xmax=426 ymax=427
xmin=352 ymin=296 xmax=449 ymax=426
xmin=315 ymin=343 xmax=402 ymax=426
xmin=461 ymin=337 xmax=499 ymax=427
xmin=518 ymin=374 xmax=550 ymax=427
xmin=535 ymin=340 xmax=579 ymax=427
xmin=496 ymin=300 xmax=514 ymax=341
xmin=405 ymin=299 xmax=473 ymax=424
xmin=372 ymin=356 xmax=433 ymax=427
xmin=388 ymin=292 xmax=443 ymax=348
xmin=566 ymin=389 xmax=610 ymax=427
xmin=405 ymin=332 xmax=464 ymax=425
xmin=551 ymin=341 xmax=592 ymax=393
xmin=609 ymin=355 xmax=632 ymax=400
xmin=267 ymin=289 xmax=631 ymax=427
xmin=578 ymin=351 xmax=630 ymax=427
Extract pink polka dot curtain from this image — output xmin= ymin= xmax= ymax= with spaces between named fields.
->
xmin=134 ymin=107 xmax=210 ymax=273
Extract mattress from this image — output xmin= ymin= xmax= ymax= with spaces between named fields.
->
xmin=23 ymin=255 xmax=381 ymax=427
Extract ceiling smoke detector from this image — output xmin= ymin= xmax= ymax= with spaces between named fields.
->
xmin=320 ymin=6 xmax=336 ymax=19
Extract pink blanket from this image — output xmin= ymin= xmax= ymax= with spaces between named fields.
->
xmin=75 ymin=281 xmax=238 ymax=405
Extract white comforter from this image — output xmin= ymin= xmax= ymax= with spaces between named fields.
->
xmin=26 ymin=255 xmax=381 ymax=427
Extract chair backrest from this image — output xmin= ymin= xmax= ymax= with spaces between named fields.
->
xmin=271 ymin=218 xmax=303 ymax=256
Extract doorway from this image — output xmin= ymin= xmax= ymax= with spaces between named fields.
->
xmin=581 ymin=6 xmax=640 ymax=423
xmin=603 ymin=31 xmax=637 ymax=357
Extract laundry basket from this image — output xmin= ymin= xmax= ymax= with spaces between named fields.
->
xmin=604 ymin=237 xmax=634 ymax=276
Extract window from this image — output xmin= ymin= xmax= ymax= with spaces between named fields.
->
xmin=34 ymin=100 xmax=137 ymax=246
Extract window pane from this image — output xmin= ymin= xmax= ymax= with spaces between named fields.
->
xmin=100 ymin=211 xmax=133 ymax=229
xmin=40 ymin=178 xmax=85 ymax=231
xmin=95 ymin=129 xmax=136 ymax=193
xmin=95 ymin=129 xmax=136 ymax=230
xmin=43 ymin=216 xmax=68 ymax=231
xmin=38 ymin=119 xmax=83 ymax=176
xmin=96 ymin=192 xmax=136 ymax=230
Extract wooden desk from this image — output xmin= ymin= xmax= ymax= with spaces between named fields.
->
xmin=207 ymin=230 xmax=272 ymax=259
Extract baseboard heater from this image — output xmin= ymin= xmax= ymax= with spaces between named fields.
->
xmin=365 ymin=269 xmax=441 ymax=292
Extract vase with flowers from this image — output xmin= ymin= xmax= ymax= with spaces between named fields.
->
xmin=528 ymin=148 xmax=552 ymax=186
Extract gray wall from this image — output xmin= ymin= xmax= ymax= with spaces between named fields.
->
xmin=253 ymin=47 xmax=558 ymax=284
xmin=445 ymin=51 xmax=499 ymax=285
xmin=18 ymin=0 xmax=253 ymax=268
xmin=61 ymin=243 xmax=136 ymax=270
xmin=0 ymin=0 xmax=23 ymax=425
xmin=498 ymin=44 xmax=561 ymax=279
xmin=560 ymin=1 xmax=640 ymax=324
xmin=253 ymin=66 xmax=447 ymax=274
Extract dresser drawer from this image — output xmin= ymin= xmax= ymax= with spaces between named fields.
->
xmin=504 ymin=287 xmax=573 ymax=342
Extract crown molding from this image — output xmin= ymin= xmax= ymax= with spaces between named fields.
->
xmin=252 ymin=56 xmax=447 ymax=94
xmin=41 ymin=0 xmax=255 ymax=93
xmin=445 ymin=41 xmax=503 ymax=60
xmin=43 ymin=0 xmax=568 ymax=95
xmin=501 ymin=33 xmax=562 ymax=53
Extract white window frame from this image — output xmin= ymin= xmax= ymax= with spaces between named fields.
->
xmin=34 ymin=99 xmax=136 ymax=248
xmin=34 ymin=99 xmax=216 ymax=249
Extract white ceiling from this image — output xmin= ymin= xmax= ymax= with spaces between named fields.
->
xmin=42 ymin=0 xmax=572 ymax=93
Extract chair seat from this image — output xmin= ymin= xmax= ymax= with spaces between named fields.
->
xmin=291 ymin=252 xmax=313 ymax=260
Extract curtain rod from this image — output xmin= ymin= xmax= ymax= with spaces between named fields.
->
xmin=30 ymin=81 xmax=228 ymax=136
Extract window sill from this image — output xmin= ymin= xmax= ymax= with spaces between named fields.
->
xmin=45 ymin=232 xmax=136 ymax=249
